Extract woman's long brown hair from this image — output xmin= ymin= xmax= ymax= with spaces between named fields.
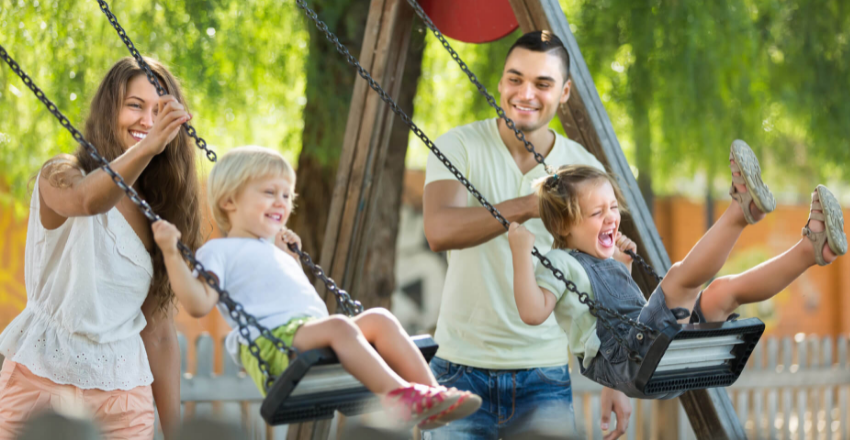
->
xmin=47 ymin=56 xmax=202 ymax=316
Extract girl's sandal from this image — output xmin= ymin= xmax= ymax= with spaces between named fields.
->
xmin=729 ymin=140 xmax=776 ymax=224
xmin=802 ymin=185 xmax=847 ymax=266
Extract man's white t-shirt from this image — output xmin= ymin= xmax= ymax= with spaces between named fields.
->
xmin=195 ymin=237 xmax=329 ymax=364
xmin=424 ymin=118 xmax=605 ymax=369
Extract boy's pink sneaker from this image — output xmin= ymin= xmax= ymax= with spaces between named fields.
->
xmin=416 ymin=386 xmax=482 ymax=430
xmin=381 ymin=384 xmax=479 ymax=430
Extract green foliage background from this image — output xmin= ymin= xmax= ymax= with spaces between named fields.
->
xmin=1 ymin=0 xmax=848 ymax=210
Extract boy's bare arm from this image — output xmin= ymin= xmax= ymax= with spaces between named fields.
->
xmin=275 ymin=227 xmax=303 ymax=268
xmin=152 ymin=221 xmax=219 ymax=318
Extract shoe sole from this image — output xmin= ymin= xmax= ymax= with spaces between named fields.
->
xmin=405 ymin=393 xmax=463 ymax=430
xmin=418 ymin=394 xmax=482 ymax=430
xmin=731 ymin=140 xmax=776 ymax=215
xmin=816 ymin=185 xmax=847 ymax=257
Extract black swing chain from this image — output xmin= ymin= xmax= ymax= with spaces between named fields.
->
xmin=0 ymin=44 xmax=292 ymax=391
xmin=294 ymin=0 xmax=658 ymax=361
xmin=629 ymin=251 xmax=664 ymax=283
xmin=404 ymin=0 xmax=547 ymax=168
xmin=95 ymin=1 xmax=363 ymax=317
xmin=407 ymin=0 xmax=665 ymax=285
xmin=96 ymin=0 xmax=217 ymax=163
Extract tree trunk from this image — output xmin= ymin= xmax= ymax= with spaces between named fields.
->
xmin=634 ymin=102 xmax=654 ymax=217
xmin=353 ymin=23 xmax=426 ymax=309
xmin=630 ymin=3 xmax=654 ymax=217
xmin=289 ymin=0 xmax=371 ymax=262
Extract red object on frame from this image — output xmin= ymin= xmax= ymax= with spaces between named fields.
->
xmin=418 ymin=0 xmax=519 ymax=44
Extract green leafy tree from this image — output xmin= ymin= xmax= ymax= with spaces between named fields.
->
xmin=570 ymin=0 xmax=849 ymax=200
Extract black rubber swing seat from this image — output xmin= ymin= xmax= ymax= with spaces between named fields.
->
xmin=618 ymin=317 xmax=765 ymax=399
xmin=260 ymin=334 xmax=438 ymax=425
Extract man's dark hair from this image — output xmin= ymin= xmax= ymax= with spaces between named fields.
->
xmin=505 ymin=30 xmax=570 ymax=82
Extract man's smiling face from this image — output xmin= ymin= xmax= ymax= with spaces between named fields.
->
xmin=498 ymin=47 xmax=571 ymax=134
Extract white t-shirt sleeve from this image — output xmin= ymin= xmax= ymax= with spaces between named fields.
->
xmin=534 ymin=250 xmax=586 ymax=301
xmin=535 ymin=249 xmax=600 ymax=367
xmin=425 ymin=129 xmax=469 ymax=186
xmin=194 ymin=243 xmax=227 ymax=287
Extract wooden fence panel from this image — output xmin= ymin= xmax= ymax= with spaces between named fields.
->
xmin=752 ymin=342 xmax=765 ymax=439
xmin=768 ymin=337 xmax=780 ymax=440
xmin=784 ymin=336 xmax=794 ymax=440
xmin=839 ymin=336 xmax=848 ymax=439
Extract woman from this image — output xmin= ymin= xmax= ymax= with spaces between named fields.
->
xmin=0 ymin=57 xmax=202 ymax=439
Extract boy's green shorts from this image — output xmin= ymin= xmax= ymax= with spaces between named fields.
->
xmin=240 ymin=316 xmax=316 ymax=395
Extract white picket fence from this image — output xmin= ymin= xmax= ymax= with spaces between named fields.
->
xmin=157 ymin=333 xmax=289 ymax=440
xmin=165 ymin=333 xmax=850 ymax=440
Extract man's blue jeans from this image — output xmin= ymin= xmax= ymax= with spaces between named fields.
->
xmin=423 ymin=356 xmax=577 ymax=439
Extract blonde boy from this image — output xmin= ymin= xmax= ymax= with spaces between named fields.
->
xmin=153 ymin=146 xmax=481 ymax=429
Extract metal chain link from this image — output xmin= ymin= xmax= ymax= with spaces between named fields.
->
xmin=625 ymin=250 xmax=663 ymax=282
xmin=95 ymin=0 xmax=363 ymax=317
xmin=289 ymin=244 xmax=363 ymax=316
xmin=95 ymin=0 xmax=217 ymax=163
xmin=0 ymin=44 xmax=297 ymax=391
xmin=405 ymin=0 xmax=548 ymax=170
xmin=409 ymin=0 xmax=666 ymax=285
xmin=295 ymin=0 xmax=657 ymax=361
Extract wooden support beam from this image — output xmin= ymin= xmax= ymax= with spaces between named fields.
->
xmin=287 ymin=0 xmax=415 ymax=439
xmin=316 ymin=0 xmax=415 ymax=309
xmin=506 ymin=1 xmax=746 ymax=439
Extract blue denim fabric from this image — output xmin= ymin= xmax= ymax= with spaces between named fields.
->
xmin=569 ymin=250 xmax=685 ymax=399
xmin=422 ymin=357 xmax=577 ymax=440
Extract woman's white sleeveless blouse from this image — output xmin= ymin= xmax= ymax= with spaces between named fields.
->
xmin=0 ymin=177 xmax=154 ymax=390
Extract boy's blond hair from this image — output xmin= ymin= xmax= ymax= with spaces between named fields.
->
xmin=208 ymin=146 xmax=296 ymax=233
xmin=534 ymin=165 xmax=629 ymax=250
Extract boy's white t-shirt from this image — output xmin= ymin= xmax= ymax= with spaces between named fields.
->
xmin=195 ymin=237 xmax=329 ymax=365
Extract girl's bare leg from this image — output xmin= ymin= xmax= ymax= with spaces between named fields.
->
xmin=698 ymin=191 xmax=839 ymax=321
xmin=354 ymin=308 xmax=438 ymax=387
xmin=660 ymin=162 xmax=764 ymax=313
xmin=291 ymin=315 xmax=407 ymax=395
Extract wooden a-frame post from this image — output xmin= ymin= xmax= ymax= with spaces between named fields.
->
xmin=286 ymin=0 xmax=416 ymax=438
xmin=507 ymin=1 xmax=746 ymax=438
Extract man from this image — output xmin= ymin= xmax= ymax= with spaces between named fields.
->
xmin=422 ymin=31 xmax=630 ymax=439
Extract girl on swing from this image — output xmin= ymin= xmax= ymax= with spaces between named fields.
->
xmin=507 ymin=140 xmax=847 ymax=398
xmin=0 ymin=57 xmax=199 ymax=439
xmin=152 ymin=146 xmax=482 ymax=430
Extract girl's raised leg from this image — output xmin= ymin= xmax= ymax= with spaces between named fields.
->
xmin=661 ymin=141 xmax=775 ymax=312
xmin=698 ymin=186 xmax=845 ymax=321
